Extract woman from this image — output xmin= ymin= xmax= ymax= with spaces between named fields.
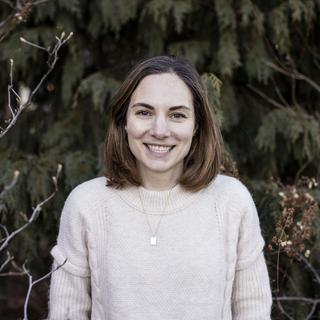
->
xmin=49 ymin=56 xmax=272 ymax=319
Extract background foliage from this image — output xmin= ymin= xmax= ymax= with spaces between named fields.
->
xmin=0 ymin=0 xmax=320 ymax=318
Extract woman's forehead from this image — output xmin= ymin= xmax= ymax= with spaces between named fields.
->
xmin=129 ymin=73 xmax=193 ymax=109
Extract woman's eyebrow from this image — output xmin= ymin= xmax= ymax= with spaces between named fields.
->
xmin=130 ymin=102 xmax=191 ymax=111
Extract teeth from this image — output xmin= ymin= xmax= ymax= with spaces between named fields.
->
xmin=147 ymin=144 xmax=172 ymax=153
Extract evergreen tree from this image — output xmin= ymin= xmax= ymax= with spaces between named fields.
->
xmin=0 ymin=0 xmax=319 ymax=318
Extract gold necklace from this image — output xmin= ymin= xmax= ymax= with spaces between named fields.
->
xmin=138 ymin=186 xmax=175 ymax=246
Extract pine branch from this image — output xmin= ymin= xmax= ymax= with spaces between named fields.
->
xmin=0 ymin=32 xmax=73 ymax=139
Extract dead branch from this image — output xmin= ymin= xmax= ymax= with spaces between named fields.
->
xmin=274 ymin=296 xmax=320 ymax=320
xmin=0 ymin=163 xmax=62 ymax=252
xmin=0 ymin=0 xmax=48 ymax=42
xmin=247 ymin=84 xmax=285 ymax=109
xmin=296 ymin=252 xmax=320 ymax=285
xmin=0 ymin=169 xmax=20 ymax=198
xmin=0 ymin=251 xmax=26 ymax=276
xmin=22 ymin=258 xmax=67 ymax=320
xmin=0 ymin=31 xmax=73 ymax=139
xmin=266 ymin=61 xmax=320 ymax=94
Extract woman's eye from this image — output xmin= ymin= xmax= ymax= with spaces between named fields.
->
xmin=170 ymin=113 xmax=187 ymax=119
xmin=136 ymin=110 xmax=151 ymax=117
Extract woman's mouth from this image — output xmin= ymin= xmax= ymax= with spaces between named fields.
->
xmin=143 ymin=143 xmax=175 ymax=154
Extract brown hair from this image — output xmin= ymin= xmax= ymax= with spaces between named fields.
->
xmin=104 ymin=55 xmax=224 ymax=192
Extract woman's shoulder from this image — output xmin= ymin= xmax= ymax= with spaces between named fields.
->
xmin=71 ymin=176 xmax=107 ymax=193
xmin=207 ymin=174 xmax=254 ymax=206
xmin=65 ymin=176 xmax=115 ymax=208
xmin=209 ymin=174 xmax=248 ymax=194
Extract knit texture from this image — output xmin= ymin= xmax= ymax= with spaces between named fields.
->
xmin=48 ymin=174 xmax=272 ymax=319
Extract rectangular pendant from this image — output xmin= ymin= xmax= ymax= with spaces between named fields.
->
xmin=150 ymin=236 xmax=157 ymax=245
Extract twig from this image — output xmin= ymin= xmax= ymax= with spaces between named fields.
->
xmin=0 ymin=252 xmax=26 ymax=276
xmin=0 ymin=251 xmax=14 ymax=273
xmin=247 ymin=84 xmax=285 ymax=109
xmin=0 ymin=32 xmax=73 ymax=139
xmin=266 ymin=61 xmax=320 ymax=94
xmin=275 ymin=212 xmax=295 ymax=293
xmin=275 ymin=296 xmax=320 ymax=320
xmin=276 ymin=299 xmax=295 ymax=320
xmin=274 ymin=296 xmax=320 ymax=320
xmin=0 ymin=169 xmax=20 ymax=198
xmin=272 ymin=77 xmax=290 ymax=108
xmin=305 ymin=302 xmax=318 ymax=320
xmin=294 ymin=159 xmax=312 ymax=184
xmin=0 ymin=0 xmax=15 ymax=9
xmin=274 ymin=296 xmax=320 ymax=304
xmin=22 ymin=258 xmax=67 ymax=320
xmin=268 ymin=260 xmax=302 ymax=296
xmin=0 ymin=0 xmax=48 ymax=42
xmin=0 ymin=164 xmax=62 ymax=252
xmin=297 ymin=252 xmax=320 ymax=285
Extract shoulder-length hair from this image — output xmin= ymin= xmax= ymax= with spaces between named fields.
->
xmin=104 ymin=55 xmax=224 ymax=192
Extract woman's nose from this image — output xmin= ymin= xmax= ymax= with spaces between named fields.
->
xmin=149 ymin=116 xmax=171 ymax=138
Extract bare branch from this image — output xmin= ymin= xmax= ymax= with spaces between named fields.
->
xmin=0 ymin=254 xmax=29 ymax=277
xmin=0 ymin=0 xmax=48 ymax=42
xmin=23 ymin=258 xmax=67 ymax=320
xmin=20 ymin=36 xmax=48 ymax=51
xmin=275 ymin=299 xmax=295 ymax=320
xmin=247 ymin=84 xmax=285 ymax=109
xmin=0 ymin=164 xmax=62 ymax=252
xmin=274 ymin=296 xmax=320 ymax=320
xmin=0 ymin=251 xmax=14 ymax=273
xmin=0 ymin=169 xmax=20 ymax=198
xmin=0 ymin=0 xmax=15 ymax=10
xmin=271 ymin=77 xmax=290 ymax=108
xmin=266 ymin=61 xmax=320 ymax=94
xmin=0 ymin=32 xmax=73 ymax=139
xmin=274 ymin=296 xmax=320 ymax=304
xmin=297 ymin=252 xmax=320 ymax=285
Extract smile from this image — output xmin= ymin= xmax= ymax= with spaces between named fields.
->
xmin=143 ymin=143 xmax=175 ymax=153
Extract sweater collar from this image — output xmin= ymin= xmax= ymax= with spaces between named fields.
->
xmin=113 ymin=184 xmax=200 ymax=214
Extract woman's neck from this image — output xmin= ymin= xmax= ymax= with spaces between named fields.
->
xmin=139 ymin=167 xmax=181 ymax=191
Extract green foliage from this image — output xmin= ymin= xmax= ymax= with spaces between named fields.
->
xmin=269 ymin=4 xmax=290 ymax=54
xmin=100 ymin=0 xmax=141 ymax=33
xmin=168 ymin=40 xmax=210 ymax=68
xmin=244 ymin=36 xmax=271 ymax=83
xmin=64 ymin=150 xmax=97 ymax=188
xmin=256 ymin=108 xmax=320 ymax=163
xmin=218 ymin=30 xmax=241 ymax=76
xmin=61 ymin=42 xmax=85 ymax=105
xmin=74 ymin=73 xmax=120 ymax=112
xmin=1 ymin=0 xmax=320 ymax=318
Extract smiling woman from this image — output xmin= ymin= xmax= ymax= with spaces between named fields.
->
xmin=125 ymin=73 xmax=196 ymax=189
xmin=48 ymin=56 xmax=272 ymax=320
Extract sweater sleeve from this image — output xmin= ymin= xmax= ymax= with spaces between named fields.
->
xmin=231 ymin=186 xmax=272 ymax=319
xmin=48 ymin=190 xmax=92 ymax=319
xmin=232 ymin=253 xmax=272 ymax=319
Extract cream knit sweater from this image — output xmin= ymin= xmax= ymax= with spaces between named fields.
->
xmin=48 ymin=174 xmax=272 ymax=319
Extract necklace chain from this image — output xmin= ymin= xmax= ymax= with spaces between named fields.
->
xmin=138 ymin=186 xmax=175 ymax=246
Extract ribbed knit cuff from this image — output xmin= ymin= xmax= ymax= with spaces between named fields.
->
xmin=48 ymin=262 xmax=91 ymax=320
xmin=232 ymin=253 xmax=272 ymax=319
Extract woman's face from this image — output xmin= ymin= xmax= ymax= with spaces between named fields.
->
xmin=125 ymin=73 xmax=196 ymax=182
